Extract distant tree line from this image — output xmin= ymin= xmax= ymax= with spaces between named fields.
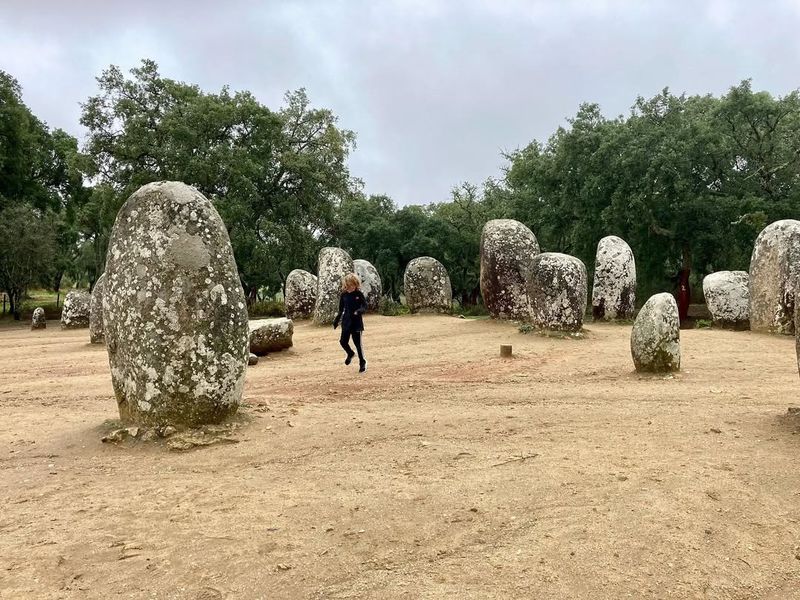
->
xmin=2 ymin=59 xmax=800 ymax=319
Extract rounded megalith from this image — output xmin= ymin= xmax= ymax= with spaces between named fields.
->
xmin=89 ymin=273 xmax=106 ymax=344
xmin=249 ymin=317 xmax=294 ymax=356
xmin=702 ymin=271 xmax=749 ymax=330
xmin=749 ymin=219 xmax=800 ymax=334
xmin=528 ymin=253 xmax=587 ymax=331
xmin=103 ymin=181 xmax=250 ymax=427
xmin=592 ymin=236 xmax=636 ymax=321
xmin=248 ymin=353 xmax=259 ymax=366
xmin=31 ymin=307 xmax=46 ymax=330
xmin=285 ymin=269 xmax=317 ymax=320
xmin=61 ymin=290 xmax=91 ymax=329
xmin=404 ymin=257 xmax=452 ymax=313
xmin=354 ymin=259 xmax=382 ymax=312
xmin=479 ymin=219 xmax=540 ymax=320
xmin=630 ymin=293 xmax=680 ymax=373
xmin=313 ymin=248 xmax=353 ymax=325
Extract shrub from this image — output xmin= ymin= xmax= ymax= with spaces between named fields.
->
xmin=379 ymin=297 xmax=409 ymax=316
xmin=249 ymin=300 xmax=286 ymax=318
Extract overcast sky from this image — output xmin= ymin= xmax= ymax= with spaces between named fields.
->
xmin=2 ymin=0 xmax=799 ymax=205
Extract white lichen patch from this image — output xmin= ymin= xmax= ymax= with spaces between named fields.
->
xmin=748 ymin=219 xmax=800 ymax=334
xmin=354 ymin=259 xmax=382 ymax=311
xmin=313 ymin=248 xmax=353 ymax=325
xmin=404 ymin=257 xmax=452 ymax=313
xmin=703 ymin=271 xmax=749 ymax=328
xmin=592 ymin=236 xmax=636 ymax=321
xmin=528 ymin=253 xmax=587 ymax=331
xmin=480 ymin=219 xmax=540 ymax=321
xmin=631 ymin=293 xmax=680 ymax=372
xmin=103 ymin=181 xmax=249 ymax=427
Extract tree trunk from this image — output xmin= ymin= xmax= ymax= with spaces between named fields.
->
xmin=676 ymin=245 xmax=692 ymax=324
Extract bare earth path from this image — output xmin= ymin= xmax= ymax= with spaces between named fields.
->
xmin=2 ymin=315 xmax=800 ymax=599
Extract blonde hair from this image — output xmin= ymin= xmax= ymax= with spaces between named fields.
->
xmin=342 ymin=273 xmax=361 ymax=291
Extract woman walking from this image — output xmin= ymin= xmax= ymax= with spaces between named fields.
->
xmin=333 ymin=273 xmax=368 ymax=373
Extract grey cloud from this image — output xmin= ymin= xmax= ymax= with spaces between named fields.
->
xmin=2 ymin=0 xmax=799 ymax=205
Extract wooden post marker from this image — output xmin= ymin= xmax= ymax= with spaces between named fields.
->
xmin=500 ymin=344 xmax=513 ymax=358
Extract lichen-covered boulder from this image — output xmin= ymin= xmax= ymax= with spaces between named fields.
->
xmin=631 ymin=293 xmax=680 ymax=372
xmin=479 ymin=219 xmax=540 ymax=320
xmin=528 ymin=253 xmax=587 ymax=331
xmin=103 ymin=181 xmax=250 ymax=427
xmin=285 ymin=269 xmax=317 ymax=320
xmin=89 ymin=273 xmax=106 ymax=344
xmin=249 ymin=317 xmax=294 ymax=356
xmin=592 ymin=236 xmax=636 ymax=321
xmin=702 ymin=271 xmax=749 ymax=330
xmin=313 ymin=247 xmax=353 ymax=325
xmin=404 ymin=257 xmax=452 ymax=313
xmin=31 ymin=307 xmax=46 ymax=330
xmin=61 ymin=290 xmax=91 ymax=329
xmin=749 ymin=219 xmax=800 ymax=334
xmin=354 ymin=259 xmax=382 ymax=312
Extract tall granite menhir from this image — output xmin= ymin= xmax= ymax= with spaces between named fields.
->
xmin=103 ymin=181 xmax=250 ymax=427
xmin=313 ymin=247 xmax=353 ymax=325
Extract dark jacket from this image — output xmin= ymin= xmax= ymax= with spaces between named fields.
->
xmin=334 ymin=290 xmax=367 ymax=332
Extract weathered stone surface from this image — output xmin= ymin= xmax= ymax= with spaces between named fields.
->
xmin=404 ymin=257 xmax=452 ymax=313
xmin=61 ymin=290 xmax=91 ymax=329
xmin=285 ymin=269 xmax=317 ymax=320
xmin=249 ymin=317 xmax=294 ymax=356
xmin=248 ymin=353 xmax=259 ymax=366
xmin=749 ymin=219 xmax=800 ymax=334
xmin=103 ymin=181 xmax=249 ymax=427
xmin=702 ymin=271 xmax=749 ymax=329
xmin=592 ymin=236 xmax=636 ymax=321
xmin=528 ymin=253 xmax=587 ymax=331
xmin=479 ymin=219 xmax=539 ymax=320
xmin=630 ymin=293 xmax=681 ymax=372
xmin=354 ymin=259 xmax=382 ymax=311
xmin=313 ymin=247 xmax=353 ymax=325
xmin=31 ymin=307 xmax=46 ymax=330
xmin=89 ymin=273 xmax=106 ymax=344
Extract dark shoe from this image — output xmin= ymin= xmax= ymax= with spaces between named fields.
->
xmin=345 ymin=352 xmax=355 ymax=365
xmin=359 ymin=361 xmax=368 ymax=374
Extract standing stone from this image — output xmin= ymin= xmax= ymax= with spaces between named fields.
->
xmin=354 ymin=259 xmax=382 ymax=312
xmin=313 ymin=248 xmax=353 ymax=325
xmin=285 ymin=269 xmax=317 ymax=320
xmin=630 ymin=293 xmax=681 ymax=373
xmin=479 ymin=219 xmax=540 ymax=320
xmin=61 ymin=290 xmax=91 ymax=329
xmin=702 ymin=271 xmax=750 ymax=330
xmin=31 ymin=307 xmax=46 ymax=330
xmin=528 ymin=253 xmax=587 ymax=331
xmin=89 ymin=273 xmax=106 ymax=344
xmin=249 ymin=318 xmax=294 ymax=356
xmin=592 ymin=236 xmax=636 ymax=321
xmin=749 ymin=219 xmax=800 ymax=334
xmin=103 ymin=181 xmax=249 ymax=427
xmin=404 ymin=257 xmax=452 ymax=313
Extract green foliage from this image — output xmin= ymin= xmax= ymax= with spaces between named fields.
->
xmin=496 ymin=82 xmax=800 ymax=301
xmin=695 ymin=319 xmax=713 ymax=329
xmin=248 ymin=300 xmax=286 ymax=318
xmin=378 ymin=296 xmax=409 ymax=316
xmin=80 ymin=60 xmax=359 ymax=295
xmin=0 ymin=205 xmax=56 ymax=319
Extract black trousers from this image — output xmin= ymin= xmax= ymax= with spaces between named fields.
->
xmin=340 ymin=329 xmax=366 ymax=364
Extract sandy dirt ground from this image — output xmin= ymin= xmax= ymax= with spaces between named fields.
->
xmin=2 ymin=314 xmax=800 ymax=599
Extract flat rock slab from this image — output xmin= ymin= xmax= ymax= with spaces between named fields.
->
xmin=250 ymin=318 xmax=294 ymax=356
